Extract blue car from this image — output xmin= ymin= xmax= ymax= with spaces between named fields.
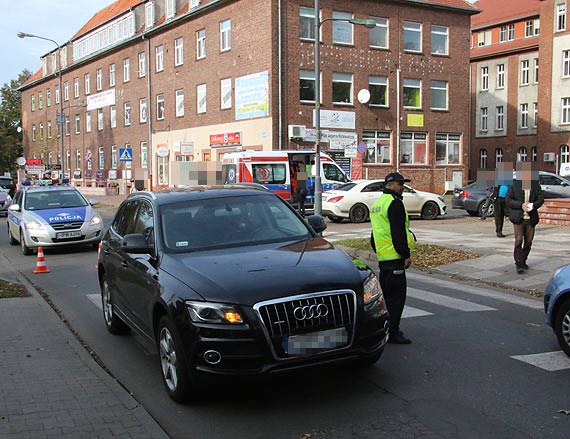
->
xmin=544 ymin=264 xmax=570 ymax=357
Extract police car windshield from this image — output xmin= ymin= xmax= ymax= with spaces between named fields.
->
xmin=24 ymin=190 xmax=88 ymax=211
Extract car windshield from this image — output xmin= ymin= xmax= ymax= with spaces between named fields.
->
xmin=161 ymin=193 xmax=313 ymax=252
xmin=24 ymin=190 xmax=88 ymax=210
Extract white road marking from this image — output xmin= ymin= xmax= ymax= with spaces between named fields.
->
xmin=408 ymin=288 xmax=497 ymax=312
xmin=87 ymin=293 xmax=102 ymax=310
xmin=511 ymin=351 xmax=570 ymax=371
xmin=402 ymin=306 xmax=433 ymax=319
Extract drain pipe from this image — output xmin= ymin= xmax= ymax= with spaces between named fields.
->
xmin=278 ymin=0 xmax=283 ymax=150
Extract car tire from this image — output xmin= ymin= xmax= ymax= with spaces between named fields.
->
xmin=477 ymin=201 xmax=494 ymax=217
xmin=327 ymin=215 xmax=343 ymax=223
xmin=420 ymin=201 xmax=439 ymax=220
xmin=356 ymin=349 xmax=384 ymax=367
xmin=554 ymin=299 xmax=570 ymax=357
xmin=20 ymin=230 xmax=33 ymax=256
xmin=101 ymin=276 xmax=129 ymax=335
xmin=157 ymin=315 xmax=196 ymax=403
xmin=8 ymin=226 xmax=17 ymax=246
xmin=349 ymin=203 xmax=369 ymax=223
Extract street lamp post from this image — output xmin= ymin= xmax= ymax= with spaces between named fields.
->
xmin=17 ymin=32 xmax=65 ymax=178
xmin=312 ymin=6 xmax=375 ymax=215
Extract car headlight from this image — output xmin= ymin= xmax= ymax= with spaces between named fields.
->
xmin=25 ymin=220 xmax=45 ymax=231
xmin=363 ymin=274 xmax=381 ymax=304
xmin=90 ymin=214 xmax=102 ymax=226
xmin=186 ymin=301 xmax=244 ymax=324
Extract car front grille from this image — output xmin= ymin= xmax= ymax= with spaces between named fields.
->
xmin=51 ymin=221 xmax=84 ymax=231
xmin=254 ymin=291 xmax=356 ymax=358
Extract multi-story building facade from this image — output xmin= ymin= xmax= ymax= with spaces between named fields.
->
xmin=470 ymin=0 xmax=570 ymax=180
xmin=20 ymin=0 xmax=477 ymax=193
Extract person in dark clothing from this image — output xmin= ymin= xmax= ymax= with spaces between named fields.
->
xmin=506 ymin=162 xmax=544 ymax=274
xmin=493 ymin=183 xmax=509 ymax=237
xmin=296 ymin=163 xmax=307 ymax=216
xmin=370 ymin=172 xmax=415 ymax=344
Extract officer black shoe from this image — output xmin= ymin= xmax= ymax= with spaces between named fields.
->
xmin=516 ymin=265 xmax=525 ymax=274
xmin=496 ymin=232 xmax=506 ymax=238
xmin=388 ymin=333 xmax=412 ymax=344
xmin=522 ymin=262 xmax=529 ymax=270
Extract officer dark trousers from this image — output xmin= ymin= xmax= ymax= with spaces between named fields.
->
xmin=378 ymin=260 xmax=407 ymax=336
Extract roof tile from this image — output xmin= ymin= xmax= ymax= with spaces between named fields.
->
xmin=471 ymin=0 xmax=540 ymax=29
xmin=72 ymin=0 xmax=142 ymax=40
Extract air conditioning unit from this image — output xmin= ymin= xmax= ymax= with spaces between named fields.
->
xmin=288 ymin=125 xmax=306 ymax=139
xmin=543 ymin=152 xmax=556 ymax=162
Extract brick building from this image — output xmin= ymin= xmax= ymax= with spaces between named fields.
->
xmin=20 ymin=0 xmax=477 ymax=193
xmin=470 ymin=0 xmax=570 ymax=180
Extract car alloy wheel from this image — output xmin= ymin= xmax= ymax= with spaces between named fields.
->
xmin=555 ymin=300 xmax=570 ymax=357
xmin=349 ymin=203 xmax=369 ymax=223
xmin=101 ymin=276 xmax=129 ymax=334
xmin=421 ymin=201 xmax=439 ymax=220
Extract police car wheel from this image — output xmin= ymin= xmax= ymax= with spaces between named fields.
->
xmin=8 ymin=227 xmax=17 ymax=246
xmin=20 ymin=230 xmax=33 ymax=256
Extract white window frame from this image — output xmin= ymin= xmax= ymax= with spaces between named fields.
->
xmin=368 ymin=75 xmax=388 ymax=107
xmin=145 ymin=2 xmax=154 ymax=29
xmin=123 ymin=58 xmax=130 ymax=82
xmin=124 ymin=102 xmax=131 ymax=126
xmin=435 ymin=133 xmax=460 ymax=165
xmin=481 ymin=66 xmax=489 ymax=91
xmin=300 ymin=69 xmax=317 ymax=102
xmin=561 ymin=144 xmax=570 ymax=163
xmin=369 ymin=17 xmax=388 ymax=49
xmin=497 ymin=64 xmax=505 ymax=89
xmin=534 ymin=58 xmax=539 ymax=83
xmin=110 ymin=106 xmax=116 ymax=129
xmin=481 ymin=107 xmax=488 ymax=131
xmin=562 ymin=97 xmax=570 ymax=124
xmin=74 ymin=78 xmax=79 ymax=98
xmin=400 ymin=132 xmax=427 ymax=164
xmin=138 ymin=52 xmax=146 ymax=77
xmin=563 ymin=50 xmax=570 ymax=77
xmin=39 ymin=123 xmax=44 ymax=140
xmin=174 ymin=37 xmax=184 ymax=66
xmin=98 ymin=146 xmax=104 ymax=170
xmin=533 ymin=102 xmax=538 ymax=127
xmin=97 ymin=109 xmax=104 ymax=131
xmin=76 ymin=149 xmax=81 ymax=170
xmin=86 ymin=112 xmax=91 ymax=133
xmin=65 ymin=116 xmax=70 ymax=136
xmin=141 ymin=142 xmax=148 ymax=168
xmin=403 ymin=21 xmax=422 ymax=52
xmin=197 ymin=29 xmax=206 ymax=59
xmin=557 ymin=3 xmax=566 ymax=32
xmin=496 ymin=148 xmax=503 ymax=163
xmin=197 ymin=84 xmax=207 ymax=113
xmin=520 ymin=103 xmax=529 ymax=128
xmin=166 ymin=0 xmax=175 ymax=19
xmin=525 ymin=20 xmax=534 ymax=37
xmin=157 ymin=94 xmax=165 ymax=120
xmin=175 ymin=89 xmax=184 ymax=117
xmin=332 ymin=11 xmax=353 ymax=45
xmin=48 ymin=121 xmax=52 ymax=138
xmin=430 ymin=80 xmax=448 ymax=110
xmin=300 ymin=7 xmax=316 ymax=41
xmin=75 ymin=115 xmax=80 ymax=134
xmin=156 ymin=45 xmax=164 ymax=72
xmin=85 ymin=73 xmax=91 ymax=95
xmin=521 ymin=59 xmax=530 ymax=85
xmin=499 ymin=26 xmax=507 ymax=42
xmin=221 ymin=78 xmax=232 ymax=109
xmin=32 ymin=125 xmax=36 ymax=141
xmin=518 ymin=146 xmax=528 ymax=161
xmin=403 ymin=78 xmax=422 ymax=109
xmin=96 ymin=69 xmax=103 ymax=91
xmin=496 ymin=105 xmax=504 ymax=131
xmin=480 ymin=149 xmax=488 ymax=169
xmin=109 ymin=63 xmax=116 ymax=87
xmin=332 ymin=72 xmax=353 ymax=105
xmin=220 ymin=19 xmax=231 ymax=52
xmin=111 ymin=145 xmax=118 ymax=170
xmin=508 ymin=23 xmax=515 ymax=41
xmin=431 ymin=25 xmax=448 ymax=55
xmin=140 ymin=98 xmax=147 ymax=123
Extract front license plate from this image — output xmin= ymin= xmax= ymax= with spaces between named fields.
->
xmin=286 ymin=327 xmax=348 ymax=356
xmin=56 ymin=231 xmax=82 ymax=239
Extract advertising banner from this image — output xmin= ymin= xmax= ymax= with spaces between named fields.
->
xmin=235 ymin=71 xmax=269 ymax=120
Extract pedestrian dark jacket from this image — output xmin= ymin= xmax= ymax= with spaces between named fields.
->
xmin=506 ymin=181 xmax=544 ymax=226
xmin=370 ymin=188 xmax=411 ymax=260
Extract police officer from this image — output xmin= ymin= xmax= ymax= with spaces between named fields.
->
xmin=370 ymin=172 xmax=415 ymax=344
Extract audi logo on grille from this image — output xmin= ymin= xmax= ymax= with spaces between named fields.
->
xmin=293 ymin=304 xmax=329 ymax=321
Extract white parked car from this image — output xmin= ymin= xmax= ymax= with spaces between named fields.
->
xmin=0 ymin=187 xmax=12 ymax=216
xmin=322 ymin=179 xmax=447 ymax=223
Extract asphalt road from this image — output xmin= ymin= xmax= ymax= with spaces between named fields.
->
xmin=3 ymin=209 xmax=569 ymax=439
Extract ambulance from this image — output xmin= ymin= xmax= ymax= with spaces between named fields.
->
xmin=221 ymin=150 xmax=350 ymax=204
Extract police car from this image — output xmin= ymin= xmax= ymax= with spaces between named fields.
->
xmin=7 ymin=181 xmax=103 ymax=255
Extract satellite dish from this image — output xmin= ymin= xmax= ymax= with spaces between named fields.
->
xmin=16 ymin=157 xmax=26 ymax=166
xmin=357 ymin=89 xmax=371 ymax=104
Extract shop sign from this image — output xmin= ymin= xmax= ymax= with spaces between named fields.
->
xmin=156 ymin=145 xmax=170 ymax=157
xmin=210 ymin=132 xmax=242 ymax=147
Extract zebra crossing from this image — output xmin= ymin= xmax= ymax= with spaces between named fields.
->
xmin=85 ymin=271 xmax=570 ymax=371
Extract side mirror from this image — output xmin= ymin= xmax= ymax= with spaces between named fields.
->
xmin=122 ymin=233 xmax=152 ymax=254
xmin=562 ymin=182 xmax=569 ymax=187
xmin=89 ymin=198 xmax=99 ymax=205
xmin=306 ymin=214 xmax=327 ymax=234
xmin=8 ymin=204 xmax=20 ymax=212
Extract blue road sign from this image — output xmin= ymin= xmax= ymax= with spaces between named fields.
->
xmin=119 ymin=148 xmax=133 ymax=162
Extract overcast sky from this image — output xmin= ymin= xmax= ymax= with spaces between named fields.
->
xmin=1 ymin=0 xmax=112 ymax=89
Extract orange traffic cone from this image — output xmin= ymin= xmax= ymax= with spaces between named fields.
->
xmin=95 ymin=242 xmax=101 ymax=269
xmin=33 ymin=247 xmax=50 ymax=274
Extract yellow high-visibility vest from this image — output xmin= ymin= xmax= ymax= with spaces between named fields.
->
xmin=370 ymin=193 xmax=415 ymax=261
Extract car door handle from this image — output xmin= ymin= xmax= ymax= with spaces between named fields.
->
xmin=121 ymin=261 xmax=128 ymax=268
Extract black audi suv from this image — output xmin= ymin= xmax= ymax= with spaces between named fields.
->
xmin=98 ymin=186 xmax=389 ymax=402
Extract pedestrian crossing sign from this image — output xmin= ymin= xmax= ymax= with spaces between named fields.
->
xmin=119 ymin=148 xmax=133 ymax=162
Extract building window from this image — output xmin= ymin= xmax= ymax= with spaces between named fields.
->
xmin=332 ymin=72 xmax=353 ymax=104
xmin=508 ymin=23 xmax=515 ymax=41
xmin=481 ymin=66 xmax=489 ymax=90
xmin=403 ymin=78 xmax=421 ymax=108
xmin=197 ymin=84 xmax=206 ymax=113
xmin=74 ymin=78 xmax=79 ymax=98
xmin=400 ymin=132 xmax=427 ymax=164
xmin=47 ymin=121 xmax=52 ymax=138
xmin=97 ymin=109 xmax=104 ymax=131
xmin=563 ymin=50 xmax=570 ymax=77
xmin=534 ymin=58 xmax=539 ymax=83
xmin=84 ymin=73 xmax=91 ymax=94
xmin=499 ymin=25 xmax=507 ymax=42
xmin=521 ymin=59 xmax=530 ymax=85
xmin=55 ymin=85 xmax=60 ymax=104
xmin=99 ymin=146 xmax=104 ymax=170
xmin=300 ymin=70 xmax=316 ymax=102
xmin=496 ymin=148 xmax=503 ymax=163
xmin=140 ymin=98 xmax=147 ymax=123
xmin=435 ymin=133 xmax=460 ymax=165
xmin=141 ymin=142 xmax=148 ymax=168
xmin=533 ymin=102 xmax=538 ymax=127
xmin=111 ymin=145 xmax=117 ymax=169
xmin=332 ymin=11 xmax=353 ymax=45
xmin=156 ymin=45 xmax=164 ymax=72
xmin=123 ymin=58 xmax=130 ymax=82
xmin=477 ymin=30 xmax=491 ymax=47
xmin=32 ymin=125 xmax=36 ymax=141
xmin=531 ymin=146 xmax=537 ymax=162
xmin=145 ymin=1 xmax=154 ymax=28
xmin=220 ymin=19 xmax=231 ymax=52
xmin=362 ymin=130 xmax=391 ymax=163
xmin=86 ymin=112 xmax=91 ymax=132
xmin=430 ymin=80 xmax=448 ymax=110
xmin=157 ymin=94 xmax=165 ymax=120
xmin=480 ymin=149 xmax=488 ymax=169
xmin=174 ymin=37 xmax=184 ymax=66
xmin=75 ymin=115 xmax=80 ymax=134
xmin=562 ymin=97 xmax=570 ymax=124
xmin=197 ymin=29 xmax=206 ymax=59
xmin=158 ymin=155 xmax=169 ymax=185
xmin=65 ymin=116 xmax=70 ymax=136
xmin=221 ymin=78 xmax=232 ymax=109
xmin=66 ymin=150 xmax=71 ymax=171
xmin=497 ymin=64 xmax=505 ymax=88
xmin=431 ymin=25 xmax=448 ymax=55
xmin=95 ymin=69 xmax=103 ymax=91
xmin=39 ymin=123 xmax=44 ymax=140
xmin=138 ymin=52 xmax=146 ymax=77
xmin=175 ymin=89 xmax=184 ymax=117
xmin=300 ymin=7 xmax=316 ymax=41
xmin=109 ymin=64 xmax=116 ymax=86
xmin=124 ymin=102 xmax=131 ymax=126
xmin=369 ymin=17 xmax=388 ymax=49
xmin=518 ymin=146 xmax=528 ymax=161
xmin=403 ymin=21 xmax=422 ymax=52
xmin=39 ymin=92 xmax=43 ymax=110
xmin=31 ymin=94 xmax=35 ymax=111
xmin=46 ymin=89 xmax=51 ymax=107
xmin=110 ymin=105 xmax=116 ymax=128
xmin=561 ymin=144 xmax=570 ymax=163
xmin=76 ymin=149 xmax=81 ymax=170
xmin=557 ymin=3 xmax=566 ymax=32
xmin=525 ymin=20 xmax=535 ymax=37
xmin=166 ymin=0 xmax=175 ymax=19
xmin=369 ymin=75 xmax=388 ymax=106
xmin=481 ymin=107 xmax=488 ymax=131
xmin=496 ymin=106 xmax=504 ymax=131
xmin=520 ymin=103 xmax=529 ymax=128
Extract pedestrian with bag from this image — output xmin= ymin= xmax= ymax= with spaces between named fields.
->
xmin=370 ymin=172 xmax=416 ymax=344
